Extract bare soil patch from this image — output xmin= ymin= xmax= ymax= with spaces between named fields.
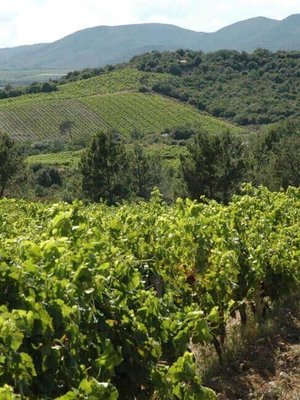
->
xmin=201 ymin=302 xmax=300 ymax=399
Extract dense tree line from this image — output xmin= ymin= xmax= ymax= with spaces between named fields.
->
xmin=179 ymin=120 xmax=299 ymax=202
xmin=131 ymin=49 xmax=300 ymax=126
xmin=0 ymin=81 xmax=57 ymax=100
xmin=80 ymin=122 xmax=299 ymax=204
xmin=2 ymin=120 xmax=299 ymax=202
xmin=59 ymin=64 xmax=116 ymax=84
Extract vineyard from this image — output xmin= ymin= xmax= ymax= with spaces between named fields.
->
xmin=0 ymin=185 xmax=299 ymax=399
xmin=27 ymin=150 xmax=83 ymax=167
xmin=0 ymin=69 xmax=246 ymax=141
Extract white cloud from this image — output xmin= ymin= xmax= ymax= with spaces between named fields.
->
xmin=0 ymin=0 xmax=299 ymax=48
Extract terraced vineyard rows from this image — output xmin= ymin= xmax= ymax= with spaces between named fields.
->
xmin=60 ymin=68 xmax=168 ymax=98
xmin=0 ymin=68 xmax=247 ymax=142
xmin=0 ymin=69 xmax=168 ymax=104
xmin=81 ymin=92 xmax=210 ymax=135
xmin=0 ymin=95 xmax=203 ymax=141
xmin=0 ymin=100 xmax=108 ymax=141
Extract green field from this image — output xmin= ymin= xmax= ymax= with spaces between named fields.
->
xmin=0 ymin=68 xmax=247 ymax=141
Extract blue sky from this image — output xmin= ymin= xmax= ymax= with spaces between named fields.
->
xmin=0 ymin=0 xmax=299 ymax=48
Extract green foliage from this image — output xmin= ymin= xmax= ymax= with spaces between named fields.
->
xmin=154 ymin=352 xmax=216 ymax=399
xmin=0 ymin=186 xmax=299 ymax=398
xmin=80 ymin=130 xmax=131 ymax=204
xmin=35 ymin=166 xmax=63 ymax=188
xmin=131 ymin=49 xmax=300 ymax=125
xmin=180 ymin=130 xmax=247 ymax=202
xmin=59 ymin=120 xmax=76 ymax=139
xmin=0 ymin=81 xmax=57 ymax=100
xmin=27 ymin=150 xmax=83 ymax=167
xmin=248 ymin=120 xmax=300 ymax=189
xmin=273 ymin=134 xmax=300 ymax=188
xmin=0 ymin=132 xmax=24 ymax=197
xmin=130 ymin=144 xmax=163 ymax=199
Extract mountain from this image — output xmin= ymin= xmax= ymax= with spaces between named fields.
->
xmin=0 ymin=24 xmax=202 ymax=70
xmin=0 ymin=14 xmax=300 ymax=71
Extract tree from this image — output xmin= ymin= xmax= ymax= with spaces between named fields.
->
xmin=41 ymin=82 xmax=57 ymax=93
xmin=59 ymin=120 xmax=75 ymax=139
xmin=248 ymin=121 xmax=300 ymax=190
xmin=273 ymin=134 xmax=300 ymax=188
xmin=180 ymin=130 xmax=247 ymax=202
xmin=36 ymin=166 xmax=62 ymax=188
xmin=0 ymin=132 xmax=24 ymax=197
xmin=130 ymin=144 xmax=162 ymax=199
xmin=80 ymin=130 xmax=131 ymax=204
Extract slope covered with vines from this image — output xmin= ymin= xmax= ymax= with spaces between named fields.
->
xmin=0 ymin=69 xmax=246 ymax=141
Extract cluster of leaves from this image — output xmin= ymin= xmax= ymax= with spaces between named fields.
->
xmin=130 ymin=48 xmax=300 ymax=125
xmin=248 ymin=120 xmax=300 ymax=190
xmin=180 ymin=130 xmax=247 ymax=203
xmin=0 ymin=186 xmax=299 ymax=398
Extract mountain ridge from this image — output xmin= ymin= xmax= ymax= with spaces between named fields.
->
xmin=0 ymin=14 xmax=300 ymax=71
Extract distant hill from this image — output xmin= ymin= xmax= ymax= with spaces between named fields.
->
xmin=0 ymin=14 xmax=300 ymax=72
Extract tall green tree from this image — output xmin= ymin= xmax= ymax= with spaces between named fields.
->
xmin=130 ymin=144 xmax=162 ymax=199
xmin=180 ymin=130 xmax=246 ymax=202
xmin=248 ymin=121 xmax=300 ymax=190
xmin=0 ymin=132 xmax=24 ymax=197
xmin=80 ymin=130 xmax=131 ymax=204
xmin=273 ymin=134 xmax=300 ymax=188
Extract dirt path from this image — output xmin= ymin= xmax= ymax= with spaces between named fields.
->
xmin=203 ymin=304 xmax=300 ymax=399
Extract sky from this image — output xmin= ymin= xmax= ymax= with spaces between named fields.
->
xmin=0 ymin=0 xmax=299 ymax=48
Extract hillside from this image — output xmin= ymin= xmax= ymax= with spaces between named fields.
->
xmin=131 ymin=49 xmax=300 ymax=126
xmin=0 ymin=14 xmax=300 ymax=77
xmin=0 ymin=68 xmax=246 ymax=142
